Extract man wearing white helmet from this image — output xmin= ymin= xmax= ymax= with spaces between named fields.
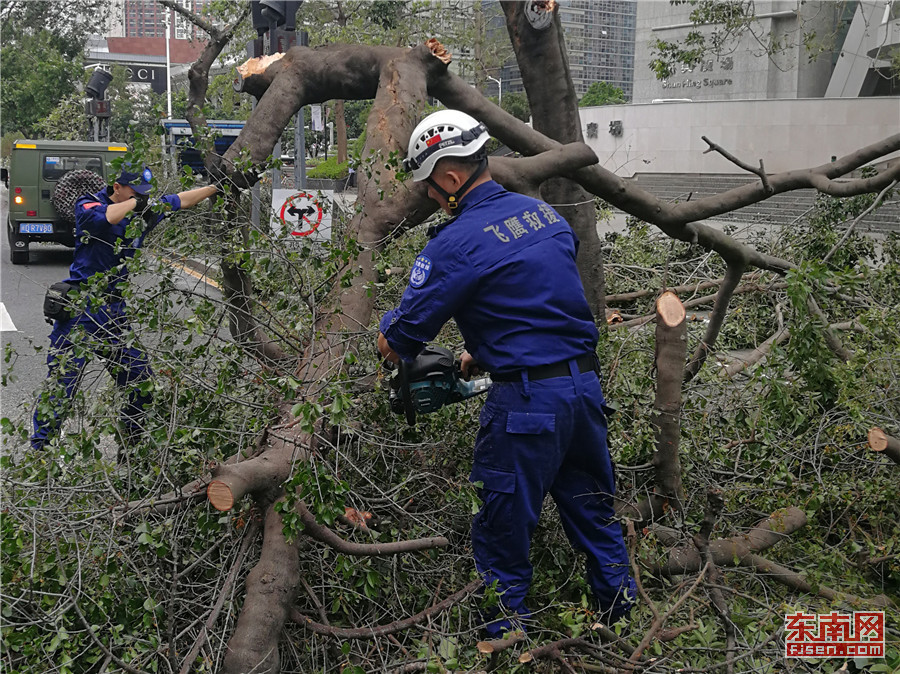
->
xmin=378 ymin=109 xmax=635 ymax=637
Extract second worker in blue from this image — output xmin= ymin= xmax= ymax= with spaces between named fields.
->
xmin=31 ymin=164 xmax=220 ymax=453
xmin=378 ymin=110 xmax=636 ymax=637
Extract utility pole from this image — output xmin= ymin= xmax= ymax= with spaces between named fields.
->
xmin=242 ymin=1 xmax=305 ymax=227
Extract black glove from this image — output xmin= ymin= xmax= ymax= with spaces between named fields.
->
xmin=133 ymin=193 xmax=149 ymax=213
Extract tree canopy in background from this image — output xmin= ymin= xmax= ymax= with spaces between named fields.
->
xmin=0 ymin=0 xmax=110 ymax=137
xmin=579 ymin=80 xmax=627 ymax=107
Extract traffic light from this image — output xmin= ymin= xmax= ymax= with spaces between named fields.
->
xmin=85 ymin=99 xmax=111 ymax=118
xmin=249 ymin=1 xmax=303 ymax=56
xmin=86 ymin=68 xmax=113 ymax=99
xmin=250 ymin=1 xmax=268 ymax=36
xmin=259 ymin=1 xmax=301 ymax=30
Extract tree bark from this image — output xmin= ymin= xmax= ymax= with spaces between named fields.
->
xmin=684 ymin=263 xmax=747 ymax=381
xmin=651 ymin=292 xmax=687 ymax=515
xmin=500 ymin=1 xmax=605 ymax=318
xmin=335 ymin=99 xmax=348 ymax=164
xmin=657 ymin=506 xmax=807 ymax=576
xmin=221 ymin=503 xmax=299 ymax=674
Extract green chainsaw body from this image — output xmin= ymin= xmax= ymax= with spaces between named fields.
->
xmin=388 ymin=345 xmax=492 ymax=425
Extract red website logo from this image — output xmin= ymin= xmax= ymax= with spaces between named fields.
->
xmin=785 ymin=611 xmax=884 ymax=658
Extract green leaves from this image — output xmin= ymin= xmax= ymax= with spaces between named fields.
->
xmin=578 ymin=81 xmax=627 ymax=107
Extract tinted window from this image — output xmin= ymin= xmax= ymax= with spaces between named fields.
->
xmin=42 ymin=155 xmax=104 ymax=182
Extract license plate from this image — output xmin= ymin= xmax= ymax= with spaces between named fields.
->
xmin=19 ymin=223 xmax=54 ymax=234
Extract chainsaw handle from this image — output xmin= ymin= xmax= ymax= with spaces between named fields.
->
xmin=397 ymin=359 xmax=417 ymax=426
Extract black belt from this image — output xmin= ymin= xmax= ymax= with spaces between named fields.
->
xmin=491 ymin=353 xmax=598 ymax=382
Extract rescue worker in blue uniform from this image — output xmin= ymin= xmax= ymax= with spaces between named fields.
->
xmin=377 ymin=110 xmax=636 ymax=636
xmin=30 ymin=165 xmax=219 ymax=452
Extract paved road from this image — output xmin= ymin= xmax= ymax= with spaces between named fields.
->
xmin=0 ymin=184 xmax=223 ymax=454
xmin=1 ymin=186 xmax=76 ymax=437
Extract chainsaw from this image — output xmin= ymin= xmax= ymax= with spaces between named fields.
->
xmin=388 ymin=345 xmax=492 ymax=425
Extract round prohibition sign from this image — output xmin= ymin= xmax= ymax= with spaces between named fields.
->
xmin=280 ymin=192 xmax=323 ymax=236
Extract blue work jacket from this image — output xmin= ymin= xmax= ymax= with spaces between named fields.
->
xmin=66 ymin=188 xmax=181 ymax=291
xmin=380 ymin=181 xmax=598 ymax=373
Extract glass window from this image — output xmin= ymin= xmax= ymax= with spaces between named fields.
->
xmin=42 ymin=155 xmax=104 ymax=182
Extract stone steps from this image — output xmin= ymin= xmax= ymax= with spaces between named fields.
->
xmin=622 ymin=173 xmax=899 ymax=231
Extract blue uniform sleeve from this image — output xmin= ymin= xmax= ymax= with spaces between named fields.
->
xmin=380 ymin=243 xmax=478 ymax=362
xmin=74 ymin=196 xmax=110 ymax=234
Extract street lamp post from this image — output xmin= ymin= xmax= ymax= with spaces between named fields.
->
xmin=486 ymin=75 xmax=502 ymax=106
xmin=165 ymin=8 xmax=172 ymax=119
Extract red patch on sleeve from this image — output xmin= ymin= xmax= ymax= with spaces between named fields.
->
xmin=82 ymin=202 xmax=102 ymax=209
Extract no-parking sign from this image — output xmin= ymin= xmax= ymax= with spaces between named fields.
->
xmin=272 ymin=189 xmax=332 ymax=244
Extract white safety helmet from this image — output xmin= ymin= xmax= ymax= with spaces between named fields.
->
xmin=403 ymin=110 xmax=490 ymax=182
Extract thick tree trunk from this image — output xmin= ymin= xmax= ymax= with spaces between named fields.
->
xmin=500 ymin=1 xmax=605 ymax=319
xmin=221 ymin=503 xmax=299 ymax=674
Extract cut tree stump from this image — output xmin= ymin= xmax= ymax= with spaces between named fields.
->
xmin=657 ymin=290 xmax=686 ymax=327
xmin=868 ymin=427 xmax=900 ymax=465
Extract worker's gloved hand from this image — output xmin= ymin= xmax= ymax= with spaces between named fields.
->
xmin=133 ymin=193 xmax=149 ymax=213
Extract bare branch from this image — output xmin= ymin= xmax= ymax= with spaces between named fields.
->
xmin=744 ymin=554 xmax=894 ymax=608
xmin=806 ymin=296 xmax=853 ymax=361
xmin=178 ymin=519 xmax=261 ymax=674
xmin=657 ymin=506 xmax=808 ymax=576
xmin=626 ymin=562 xmax=710 ymax=667
xmin=651 ymin=292 xmax=688 ymax=517
xmin=684 ymin=262 xmax=747 ymax=381
xmin=702 ymin=136 xmax=773 ymax=194
xmin=297 ymin=502 xmax=449 ymax=556
xmin=692 ymin=489 xmax=736 ymax=674
xmin=292 ymin=579 xmax=481 ymax=638
xmin=476 ymin=630 xmax=526 ymax=655
xmin=489 ymin=143 xmax=599 ymax=198
xmin=824 ymin=179 xmax=898 ymax=263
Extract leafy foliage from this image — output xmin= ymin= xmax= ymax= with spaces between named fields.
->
xmin=4 ymin=174 xmax=899 ymax=671
xmin=500 ymin=91 xmax=531 ymax=122
xmin=578 ymin=81 xmax=626 ymax=107
xmin=307 ymin=156 xmax=350 ymax=179
xmin=0 ymin=29 xmax=84 ymax=138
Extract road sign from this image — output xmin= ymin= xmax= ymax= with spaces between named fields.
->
xmin=272 ymin=189 xmax=332 ymax=245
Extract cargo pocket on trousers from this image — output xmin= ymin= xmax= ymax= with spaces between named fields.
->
xmin=470 ymin=462 xmax=516 ymax=535
xmin=506 ymin=411 xmax=555 ymax=435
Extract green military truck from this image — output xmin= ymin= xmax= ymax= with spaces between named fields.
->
xmin=3 ymin=139 xmax=127 ymax=264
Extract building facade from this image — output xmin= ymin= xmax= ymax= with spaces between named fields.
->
xmin=88 ymin=2 xmax=209 ymax=95
xmin=106 ymin=0 xmax=207 ymax=40
xmin=631 ymin=0 xmax=899 ymax=103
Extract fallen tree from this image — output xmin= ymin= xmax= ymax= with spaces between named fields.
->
xmin=2 ymin=1 xmax=898 ymax=673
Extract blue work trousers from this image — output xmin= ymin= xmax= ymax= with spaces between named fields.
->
xmin=31 ymin=300 xmax=152 ymax=451
xmin=470 ymin=360 xmax=635 ymax=636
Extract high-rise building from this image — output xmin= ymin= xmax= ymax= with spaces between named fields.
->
xmin=490 ymin=0 xmax=637 ymax=102
xmin=120 ymin=0 xmax=205 ymax=40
